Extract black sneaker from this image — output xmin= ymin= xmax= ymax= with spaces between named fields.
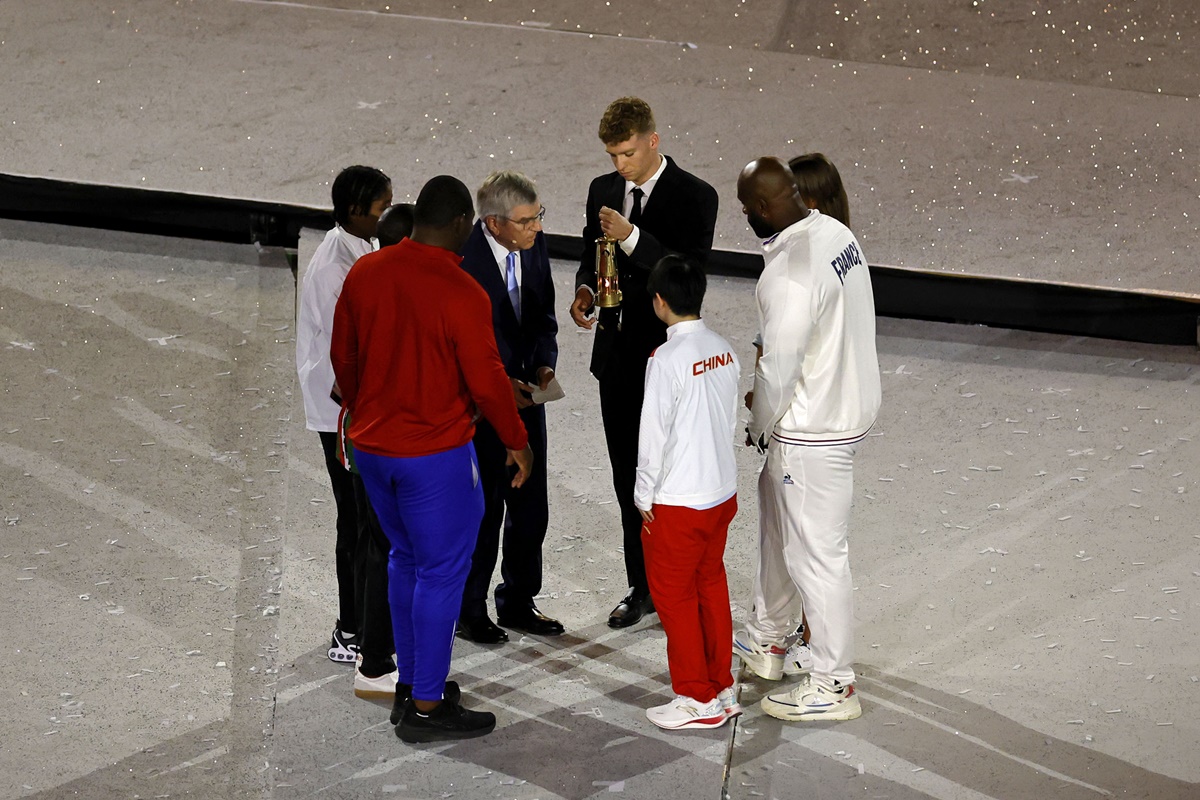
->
xmin=390 ymin=681 xmax=461 ymax=725
xmin=328 ymin=626 xmax=360 ymax=664
xmin=396 ymin=697 xmax=495 ymax=743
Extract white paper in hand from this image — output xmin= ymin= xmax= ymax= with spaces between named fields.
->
xmin=530 ymin=377 xmax=566 ymax=404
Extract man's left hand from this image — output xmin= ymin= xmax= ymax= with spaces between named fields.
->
xmin=536 ymin=367 xmax=555 ymax=391
xmin=638 ymin=507 xmax=654 ymax=523
xmin=598 ymin=206 xmax=634 ymax=242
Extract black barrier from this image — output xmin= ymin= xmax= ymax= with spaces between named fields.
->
xmin=0 ymin=172 xmax=332 ymax=247
xmin=2 ymin=172 xmax=1196 ymax=346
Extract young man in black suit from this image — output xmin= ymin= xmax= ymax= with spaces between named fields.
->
xmin=458 ymin=171 xmax=563 ymax=643
xmin=569 ymin=97 xmax=719 ymax=628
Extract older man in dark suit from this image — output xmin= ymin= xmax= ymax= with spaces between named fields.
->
xmin=457 ymin=171 xmax=563 ymax=643
xmin=569 ymin=97 xmax=720 ymax=629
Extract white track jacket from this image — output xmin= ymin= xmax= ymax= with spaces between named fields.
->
xmin=296 ymin=226 xmax=376 ymax=432
xmin=635 ymin=319 xmax=740 ymax=511
xmin=749 ymin=211 xmax=881 ymax=447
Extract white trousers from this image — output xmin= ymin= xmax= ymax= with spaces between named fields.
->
xmin=747 ymin=440 xmax=857 ymax=687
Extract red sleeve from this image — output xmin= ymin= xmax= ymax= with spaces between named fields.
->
xmin=330 ymin=276 xmax=359 ymax=412
xmin=453 ymin=285 xmax=528 ymax=451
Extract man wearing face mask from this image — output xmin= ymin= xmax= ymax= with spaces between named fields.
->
xmin=733 ymin=157 xmax=880 ymax=723
xmin=456 ymin=171 xmax=563 ymax=643
xmin=569 ymin=97 xmax=719 ymax=630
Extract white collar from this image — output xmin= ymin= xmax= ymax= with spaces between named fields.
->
xmin=483 ymin=225 xmax=518 ymax=266
xmin=335 ymin=224 xmax=377 ymax=252
xmin=666 ymin=318 xmax=706 ymax=339
xmin=762 ymin=209 xmax=818 ymax=252
xmin=625 ymin=153 xmax=669 ymax=195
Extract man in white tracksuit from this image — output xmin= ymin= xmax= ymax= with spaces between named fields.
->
xmin=732 ymin=157 xmax=881 ymax=722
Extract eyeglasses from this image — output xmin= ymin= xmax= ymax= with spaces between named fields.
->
xmin=499 ymin=206 xmax=546 ymax=230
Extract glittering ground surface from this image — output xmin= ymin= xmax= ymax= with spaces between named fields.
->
xmin=2 ymin=2 xmax=1199 ymax=798
xmin=1 ymin=220 xmax=1196 ymax=799
xmin=0 ymin=0 xmax=1195 ymax=292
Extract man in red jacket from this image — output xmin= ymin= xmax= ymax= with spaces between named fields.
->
xmin=331 ymin=175 xmax=533 ymax=743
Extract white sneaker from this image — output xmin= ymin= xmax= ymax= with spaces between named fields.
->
xmin=716 ymin=687 xmax=742 ymax=720
xmin=761 ymin=676 xmax=862 ymax=722
xmin=782 ymin=641 xmax=813 ymax=677
xmin=353 ymin=665 xmax=399 ymax=699
xmin=645 ymin=695 xmax=727 ymax=730
xmin=733 ymin=629 xmax=786 ymax=681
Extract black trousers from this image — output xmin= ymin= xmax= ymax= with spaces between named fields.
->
xmin=460 ymin=403 xmax=549 ymax=620
xmin=598 ymin=369 xmax=649 ymax=597
xmin=318 ymin=431 xmax=394 ymax=673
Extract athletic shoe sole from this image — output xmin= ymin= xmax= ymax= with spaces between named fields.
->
xmin=328 ymin=631 xmax=359 ymax=663
xmin=354 ymin=673 xmax=398 ymax=700
xmin=646 ymin=713 xmax=729 ymax=731
xmin=396 ymin=720 xmax=496 ymax=743
xmin=760 ymin=692 xmax=862 ymax=722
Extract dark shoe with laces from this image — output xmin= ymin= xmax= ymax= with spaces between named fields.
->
xmin=390 ymin=681 xmax=461 ymax=725
xmin=395 ymin=696 xmax=495 ymax=743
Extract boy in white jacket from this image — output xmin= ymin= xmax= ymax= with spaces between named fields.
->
xmin=635 ymin=255 xmax=742 ymax=731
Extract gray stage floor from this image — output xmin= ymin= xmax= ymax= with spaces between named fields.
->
xmin=2 ymin=2 xmax=1199 ymax=798
xmin=1 ymin=220 xmax=1196 ymax=799
xmin=0 ymin=0 xmax=1196 ymax=294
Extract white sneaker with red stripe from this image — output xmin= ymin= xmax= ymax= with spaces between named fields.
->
xmin=716 ymin=687 xmax=742 ymax=720
xmin=645 ymin=695 xmax=728 ymax=730
xmin=733 ymin=629 xmax=786 ymax=681
xmin=761 ymin=675 xmax=862 ymax=721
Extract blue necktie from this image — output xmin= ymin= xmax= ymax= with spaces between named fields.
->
xmin=505 ymin=251 xmax=521 ymax=320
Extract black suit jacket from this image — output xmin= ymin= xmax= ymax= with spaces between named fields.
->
xmin=575 ymin=155 xmax=719 ymax=380
xmin=460 ymin=221 xmax=558 ymax=385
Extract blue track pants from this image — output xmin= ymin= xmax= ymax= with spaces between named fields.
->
xmin=356 ymin=442 xmax=484 ymax=701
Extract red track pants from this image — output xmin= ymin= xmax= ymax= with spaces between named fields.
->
xmin=642 ymin=495 xmax=738 ymax=703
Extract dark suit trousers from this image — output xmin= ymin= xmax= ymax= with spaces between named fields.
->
xmin=461 ymin=403 xmax=550 ymax=619
xmin=598 ymin=367 xmax=649 ymax=596
xmin=318 ymin=431 xmax=394 ymax=674
xmin=351 ymin=472 xmax=396 ymax=674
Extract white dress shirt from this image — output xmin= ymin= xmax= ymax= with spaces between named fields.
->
xmin=483 ymin=226 xmax=521 ymax=289
xmin=620 ymin=153 xmax=668 ymax=255
xmin=296 ymin=226 xmax=376 ymax=432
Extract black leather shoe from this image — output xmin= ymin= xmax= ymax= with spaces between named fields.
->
xmin=396 ymin=697 xmax=496 ymax=743
xmin=497 ymin=606 xmax=565 ymax=636
xmin=391 ymin=681 xmax=461 ymax=725
xmin=607 ymin=591 xmax=655 ymax=629
xmin=456 ymin=616 xmax=509 ymax=644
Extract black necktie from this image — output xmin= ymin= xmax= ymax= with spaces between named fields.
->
xmin=629 ymin=187 xmax=644 ymax=225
